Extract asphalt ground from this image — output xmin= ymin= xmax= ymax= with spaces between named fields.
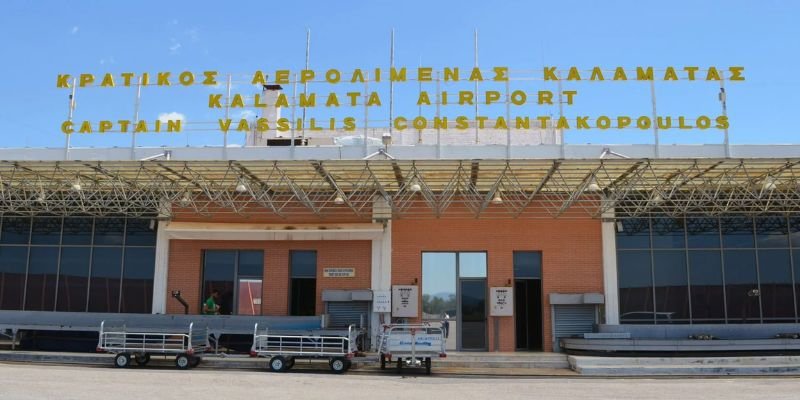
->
xmin=1 ymin=362 xmax=799 ymax=400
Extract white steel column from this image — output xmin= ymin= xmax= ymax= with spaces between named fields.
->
xmin=601 ymin=202 xmax=619 ymax=324
xmin=370 ymin=220 xmax=392 ymax=348
xmin=151 ymin=220 xmax=170 ymax=314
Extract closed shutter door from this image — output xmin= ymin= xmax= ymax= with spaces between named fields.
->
xmin=553 ymin=305 xmax=596 ymax=351
xmin=326 ymin=301 xmax=370 ymax=330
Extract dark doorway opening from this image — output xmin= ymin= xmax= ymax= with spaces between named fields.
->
xmin=514 ymin=279 xmax=543 ymax=351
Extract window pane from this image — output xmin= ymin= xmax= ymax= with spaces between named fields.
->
xmin=125 ymin=219 xmax=156 ymax=246
xmin=688 ymin=250 xmax=725 ymax=322
xmin=62 ymin=218 xmax=93 ymax=245
xmin=120 ymin=247 xmax=155 ymax=314
xmin=237 ymin=279 xmax=263 ymax=315
xmin=31 ymin=217 xmax=62 ymax=245
xmin=513 ymin=251 xmax=541 ymax=279
xmin=290 ymin=251 xmax=316 ymax=278
xmin=1 ymin=216 xmax=30 ymax=244
xmin=459 ymin=252 xmax=487 ymax=278
xmin=238 ymin=250 xmax=264 ymax=277
xmin=202 ymin=250 xmax=236 ymax=315
xmin=290 ymin=278 xmax=316 ymax=316
xmin=422 ymin=252 xmax=456 ymax=320
xmin=88 ymin=247 xmax=123 ymax=313
xmin=755 ymin=216 xmax=789 ymax=248
xmin=723 ymin=250 xmax=760 ymax=322
xmin=25 ymin=247 xmax=59 ymax=311
xmin=618 ymin=250 xmax=654 ymax=323
xmin=686 ymin=217 xmax=720 ymax=248
xmin=721 ymin=217 xmax=754 ymax=248
xmin=653 ymin=250 xmax=689 ymax=323
xmin=758 ymin=249 xmax=795 ymax=322
xmin=652 ymin=218 xmax=685 ymax=249
xmin=794 ymin=250 xmax=800 ymax=322
xmin=0 ymin=246 xmax=27 ymax=310
xmin=93 ymin=218 xmax=125 ymax=246
xmin=56 ymin=247 xmax=91 ymax=312
xmin=790 ymin=217 xmax=800 ymax=248
xmin=616 ymin=219 xmax=650 ymax=249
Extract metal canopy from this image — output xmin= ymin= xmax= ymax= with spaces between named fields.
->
xmin=0 ymin=158 xmax=798 ymax=219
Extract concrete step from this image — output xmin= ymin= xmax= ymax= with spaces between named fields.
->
xmin=569 ymin=355 xmax=800 ymax=376
xmin=437 ymin=352 xmax=569 ymax=369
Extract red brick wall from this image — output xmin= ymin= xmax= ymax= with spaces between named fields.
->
xmin=166 ymin=239 xmax=372 ymax=315
xmin=391 ymin=217 xmax=603 ymax=352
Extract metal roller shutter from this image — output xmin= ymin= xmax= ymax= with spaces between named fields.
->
xmin=326 ymin=301 xmax=371 ymax=330
xmin=553 ymin=305 xmax=596 ymax=351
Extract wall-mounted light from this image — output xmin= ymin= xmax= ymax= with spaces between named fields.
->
xmin=71 ymin=179 xmax=82 ymax=192
xmin=180 ymin=191 xmax=191 ymax=207
xmin=409 ymin=183 xmax=421 ymax=193
xmin=413 ymin=277 xmax=418 ymax=285
xmin=762 ymin=176 xmax=777 ymax=191
xmin=235 ymin=178 xmax=248 ymax=193
xmin=491 ymin=192 xmax=503 ymax=205
xmin=334 ymin=194 xmax=345 ymax=205
xmin=586 ymin=176 xmax=601 ymax=192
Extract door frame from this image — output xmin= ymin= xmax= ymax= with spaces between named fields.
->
xmin=514 ymin=278 xmax=543 ymax=351
xmin=457 ymin=277 xmax=488 ymax=351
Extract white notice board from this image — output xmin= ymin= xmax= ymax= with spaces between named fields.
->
xmin=391 ymin=285 xmax=418 ymax=318
xmin=373 ymin=290 xmax=391 ymax=313
xmin=490 ymin=287 xmax=514 ymax=316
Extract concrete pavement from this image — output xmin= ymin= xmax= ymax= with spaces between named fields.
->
xmin=0 ymin=362 xmax=799 ymax=400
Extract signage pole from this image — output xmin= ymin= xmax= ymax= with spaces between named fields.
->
xmin=417 ymin=57 xmax=422 ymax=144
xmin=224 ymin=73 xmax=231 ymax=159
xmin=558 ymin=72 xmax=565 ymax=159
xmin=436 ymin=71 xmax=441 ymax=158
xmin=291 ymin=73 xmax=297 ymax=157
xmin=720 ymin=72 xmax=730 ymax=158
xmin=302 ymin=29 xmax=310 ymax=142
xmin=131 ymin=76 xmax=142 ymax=160
xmin=505 ymin=79 xmax=511 ymax=159
xmin=650 ymin=79 xmax=660 ymax=158
xmin=363 ymin=72 xmax=369 ymax=158
xmin=474 ymin=29 xmax=479 ymax=144
xmin=65 ymin=77 xmax=77 ymax=160
xmin=389 ymin=29 xmax=395 ymax=136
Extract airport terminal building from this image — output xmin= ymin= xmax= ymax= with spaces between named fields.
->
xmin=1 ymin=127 xmax=799 ymax=353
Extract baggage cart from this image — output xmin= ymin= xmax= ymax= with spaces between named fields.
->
xmin=250 ymin=323 xmax=358 ymax=373
xmin=96 ymin=320 xmax=210 ymax=369
xmin=377 ymin=323 xmax=447 ymax=375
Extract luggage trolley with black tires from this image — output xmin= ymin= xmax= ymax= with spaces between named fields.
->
xmin=249 ymin=323 xmax=358 ymax=373
xmin=96 ymin=320 xmax=210 ymax=369
xmin=377 ymin=323 xmax=447 ymax=375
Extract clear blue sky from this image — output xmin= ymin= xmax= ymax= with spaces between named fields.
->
xmin=1 ymin=0 xmax=798 ymax=148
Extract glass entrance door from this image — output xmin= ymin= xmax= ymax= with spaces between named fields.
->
xmin=459 ymin=279 xmax=487 ymax=350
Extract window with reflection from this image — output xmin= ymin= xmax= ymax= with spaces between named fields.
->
xmin=0 ymin=216 xmax=157 ymax=313
xmin=422 ymin=253 xmax=457 ymax=320
xmin=618 ymin=214 xmax=799 ymax=324
xmin=25 ymin=247 xmax=59 ymax=311
xmin=758 ymin=249 xmax=794 ymax=322
xmin=653 ymin=250 xmax=689 ymax=323
xmin=688 ymin=250 xmax=725 ymax=323
xmin=618 ymin=250 xmax=654 ymax=323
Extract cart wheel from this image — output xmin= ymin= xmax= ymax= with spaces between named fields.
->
xmin=190 ymin=356 xmax=202 ymax=368
xmin=329 ymin=357 xmax=347 ymax=374
xmin=380 ymin=354 xmax=386 ymax=370
xmin=284 ymin=357 xmax=295 ymax=370
xmin=134 ymin=353 xmax=150 ymax=366
xmin=114 ymin=353 xmax=131 ymax=368
xmin=269 ymin=356 xmax=287 ymax=372
xmin=175 ymin=354 xmax=191 ymax=370
xmin=425 ymin=357 xmax=432 ymax=375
